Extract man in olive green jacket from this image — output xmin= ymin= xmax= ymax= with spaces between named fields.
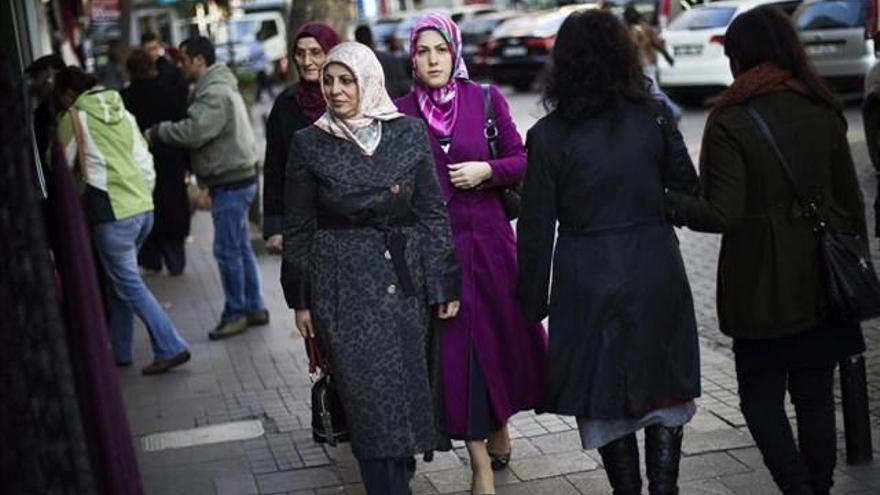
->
xmin=151 ymin=36 xmax=269 ymax=340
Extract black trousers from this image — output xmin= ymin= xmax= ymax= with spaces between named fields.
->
xmin=358 ymin=457 xmax=410 ymax=495
xmin=734 ymin=346 xmax=837 ymax=495
xmin=138 ymin=236 xmax=185 ymax=275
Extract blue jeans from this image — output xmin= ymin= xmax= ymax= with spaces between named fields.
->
xmin=211 ymin=182 xmax=265 ymax=322
xmin=645 ymin=65 xmax=683 ymax=121
xmin=93 ymin=212 xmax=189 ymax=362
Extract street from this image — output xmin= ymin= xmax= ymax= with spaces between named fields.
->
xmin=123 ymin=87 xmax=880 ymax=495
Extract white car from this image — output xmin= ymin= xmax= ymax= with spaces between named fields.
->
xmin=658 ymin=0 xmax=802 ymax=100
xmin=795 ymin=0 xmax=879 ymax=98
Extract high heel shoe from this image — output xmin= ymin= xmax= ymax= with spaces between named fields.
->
xmin=488 ymin=450 xmax=511 ymax=471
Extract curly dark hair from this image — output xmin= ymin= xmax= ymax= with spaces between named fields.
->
xmin=543 ymin=9 xmax=648 ymax=121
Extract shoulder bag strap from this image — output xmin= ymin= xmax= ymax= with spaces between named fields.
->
xmin=743 ymin=105 xmax=823 ymax=226
xmin=481 ymin=84 xmax=499 ymax=159
xmin=70 ymin=108 xmax=88 ymax=182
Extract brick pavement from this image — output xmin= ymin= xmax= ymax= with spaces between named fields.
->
xmin=119 ymin=101 xmax=880 ymax=494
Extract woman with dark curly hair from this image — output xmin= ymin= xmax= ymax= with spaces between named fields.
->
xmin=517 ymin=10 xmax=700 ymax=494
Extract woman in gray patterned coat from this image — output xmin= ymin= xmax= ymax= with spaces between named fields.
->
xmin=282 ymin=42 xmax=461 ymax=495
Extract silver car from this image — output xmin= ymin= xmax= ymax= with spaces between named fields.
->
xmin=794 ymin=0 xmax=878 ymax=97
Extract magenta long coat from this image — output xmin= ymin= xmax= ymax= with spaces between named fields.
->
xmin=396 ymin=81 xmax=548 ymax=436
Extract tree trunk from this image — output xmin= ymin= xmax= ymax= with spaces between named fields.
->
xmin=289 ymin=0 xmax=356 ymax=42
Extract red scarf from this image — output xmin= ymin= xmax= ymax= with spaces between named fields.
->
xmin=700 ymin=62 xmax=810 ymax=171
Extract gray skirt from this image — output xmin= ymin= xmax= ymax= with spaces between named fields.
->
xmin=577 ymin=401 xmax=696 ymax=450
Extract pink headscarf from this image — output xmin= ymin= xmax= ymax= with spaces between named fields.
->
xmin=409 ymin=13 xmax=470 ymax=138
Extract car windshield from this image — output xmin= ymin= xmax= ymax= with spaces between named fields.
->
xmin=794 ymin=0 xmax=866 ymax=30
xmin=668 ymin=7 xmax=737 ymax=30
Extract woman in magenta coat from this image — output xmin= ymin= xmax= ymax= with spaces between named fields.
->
xmin=396 ymin=14 xmax=547 ymax=495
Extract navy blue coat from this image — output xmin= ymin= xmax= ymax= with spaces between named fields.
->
xmin=517 ymin=100 xmax=701 ymax=419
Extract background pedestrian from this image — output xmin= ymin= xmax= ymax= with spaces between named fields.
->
xmin=355 ymin=23 xmax=412 ymax=98
xmin=56 ymin=66 xmax=191 ymax=374
xmin=262 ymin=22 xmax=339 ymax=254
xmin=149 ymin=36 xmax=269 ymax=341
xmin=122 ymin=48 xmax=191 ymax=276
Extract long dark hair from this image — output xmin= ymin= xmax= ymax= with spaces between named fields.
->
xmin=724 ymin=5 xmax=841 ymax=111
xmin=543 ymin=10 xmax=648 ymax=121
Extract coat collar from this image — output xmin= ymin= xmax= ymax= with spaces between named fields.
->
xmin=302 ymin=118 xmax=420 ymax=187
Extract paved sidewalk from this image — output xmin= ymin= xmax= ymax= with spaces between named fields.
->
xmin=119 ymin=210 xmax=880 ymax=495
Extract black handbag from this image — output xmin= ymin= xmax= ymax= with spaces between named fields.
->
xmin=306 ymin=337 xmax=350 ymax=446
xmin=481 ymin=84 xmax=522 ymax=220
xmin=745 ymin=105 xmax=880 ymax=322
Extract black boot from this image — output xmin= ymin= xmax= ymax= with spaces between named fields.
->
xmin=598 ymin=433 xmax=642 ymax=495
xmin=645 ymin=425 xmax=683 ymax=495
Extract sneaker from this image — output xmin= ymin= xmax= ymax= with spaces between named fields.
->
xmin=208 ymin=316 xmax=248 ymax=340
xmin=246 ymin=309 xmax=270 ymax=326
xmin=141 ymin=350 xmax=191 ymax=375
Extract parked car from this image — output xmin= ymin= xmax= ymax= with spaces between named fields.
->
xmin=657 ymin=0 xmax=802 ymax=102
xmin=794 ymin=0 xmax=879 ymax=97
xmin=486 ymin=4 xmax=594 ymax=92
xmin=459 ymin=11 xmax=521 ymax=78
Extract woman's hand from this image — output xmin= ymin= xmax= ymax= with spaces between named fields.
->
xmin=294 ymin=309 xmax=315 ymax=338
xmin=448 ymin=161 xmax=492 ymax=190
xmin=437 ymin=300 xmax=461 ymax=319
xmin=265 ymin=234 xmax=283 ymax=255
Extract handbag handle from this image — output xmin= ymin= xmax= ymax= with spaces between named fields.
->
xmin=743 ymin=105 xmax=825 ymax=230
xmin=305 ymin=337 xmax=327 ymax=374
xmin=481 ymin=84 xmax=499 ymax=160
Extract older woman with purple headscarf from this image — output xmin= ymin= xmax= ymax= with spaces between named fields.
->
xmin=396 ymin=14 xmax=548 ymax=495
xmin=263 ymin=22 xmax=339 ymax=252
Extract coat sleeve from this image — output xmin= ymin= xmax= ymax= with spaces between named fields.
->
xmin=660 ymin=105 xmax=698 ymax=195
xmin=155 ymin=91 xmax=227 ymax=149
xmin=664 ymin=117 xmax=747 ymax=233
xmin=281 ymin=133 xmax=317 ymax=309
xmin=516 ymin=127 xmax=557 ymax=324
xmin=481 ymin=85 xmax=527 ymax=189
xmin=262 ymin=101 xmax=287 ymax=238
xmin=410 ymin=122 xmax=461 ymax=305
xmin=829 ymin=121 xmax=868 ymax=240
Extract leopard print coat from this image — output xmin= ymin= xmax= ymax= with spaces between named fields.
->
xmin=282 ymin=117 xmax=460 ymax=460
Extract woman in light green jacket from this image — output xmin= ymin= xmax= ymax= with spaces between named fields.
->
xmin=56 ymin=66 xmax=190 ymax=375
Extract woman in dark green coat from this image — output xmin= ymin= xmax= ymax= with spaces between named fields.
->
xmin=665 ymin=7 xmax=866 ymax=494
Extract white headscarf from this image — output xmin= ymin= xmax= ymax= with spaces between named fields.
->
xmin=314 ymin=42 xmax=403 ymax=156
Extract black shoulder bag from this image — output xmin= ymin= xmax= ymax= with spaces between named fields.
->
xmin=306 ymin=337 xmax=350 ymax=446
xmin=481 ymin=84 xmax=522 ymax=220
xmin=745 ymin=105 xmax=880 ymax=322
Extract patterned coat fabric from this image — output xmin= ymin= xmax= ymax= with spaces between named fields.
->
xmin=396 ymin=81 xmax=548 ymax=437
xmin=282 ymin=117 xmax=460 ymax=460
